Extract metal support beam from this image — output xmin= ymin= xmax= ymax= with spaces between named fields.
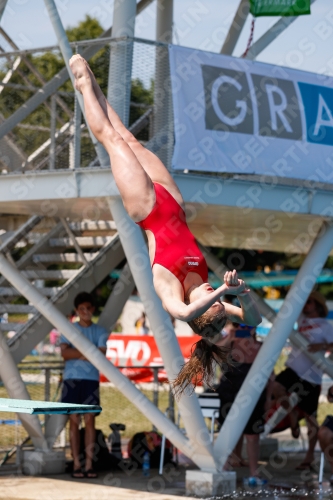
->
xmin=0 ymin=55 xmax=21 ymax=94
xmin=98 ymin=263 xmax=135 ymax=332
xmin=245 ymin=0 xmax=317 ymax=60
xmin=9 ymin=235 xmax=125 ymax=363
xmin=0 ymin=215 xmax=42 ymax=255
xmin=0 ymin=27 xmax=72 ymax=118
xmin=0 ymin=0 xmax=154 ymax=141
xmin=220 ymin=0 xmax=249 ymax=55
xmin=213 ymin=221 xmax=333 ymax=469
xmin=44 ymin=414 xmax=68 ymax=449
xmin=0 ymin=251 xmax=205 ymax=466
xmin=109 ymin=202 xmax=216 ymax=470
xmin=154 ymin=0 xmax=174 ymax=166
xmin=254 ymin=294 xmax=333 ymax=378
xmin=46 ymin=0 xmax=215 ymax=469
xmin=107 ymin=0 xmax=137 ymax=127
xmin=0 ymin=0 xmax=7 ymax=22
xmin=72 ymin=95 xmax=81 ymax=169
xmin=0 ymin=332 xmax=47 ymax=450
xmin=107 ymin=0 xmax=215 ymax=470
xmin=59 ymin=217 xmax=88 ymax=265
xmin=198 ymin=241 xmax=333 ymax=379
xmin=43 ymin=0 xmax=109 ymax=167
xmin=49 ymin=95 xmax=56 ymax=170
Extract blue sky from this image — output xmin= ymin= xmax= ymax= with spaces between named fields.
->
xmin=0 ymin=0 xmax=332 ymax=76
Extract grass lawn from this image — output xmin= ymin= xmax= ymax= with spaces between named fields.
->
xmin=1 ymin=349 xmax=333 ymax=456
xmin=0 ymin=382 xmax=172 ymax=455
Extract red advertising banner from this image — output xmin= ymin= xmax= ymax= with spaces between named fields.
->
xmin=101 ymin=334 xmax=201 ymax=383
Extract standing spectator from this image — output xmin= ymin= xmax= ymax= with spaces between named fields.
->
xmin=272 ymin=291 xmax=333 ymax=470
xmin=60 ymin=292 xmax=108 ymax=479
xmin=135 ymin=312 xmax=149 ymax=335
xmin=217 ymin=322 xmax=273 ymax=483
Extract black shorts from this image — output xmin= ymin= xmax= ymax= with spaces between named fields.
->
xmin=322 ymin=415 xmax=333 ymax=433
xmin=217 ymin=363 xmax=266 ymax=435
xmin=275 ymin=367 xmax=321 ymax=417
xmin=61 ymin=379 xmax=100 ymax=412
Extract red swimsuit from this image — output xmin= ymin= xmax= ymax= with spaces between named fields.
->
xmin=136 ymin=183 xmax=208 ymax=286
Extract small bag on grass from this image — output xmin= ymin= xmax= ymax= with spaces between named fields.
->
xmin=128 ymin=431 xmax=173 ymax=468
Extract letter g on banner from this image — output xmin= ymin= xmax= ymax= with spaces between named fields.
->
xmin=202 ymin=65 xmax=254 ymax=134
xmin=211 ymin=76 xmax=247 ymax=126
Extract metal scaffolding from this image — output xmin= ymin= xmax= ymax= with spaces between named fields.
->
xmin=0 ymin=0 xmax=331 ymax=481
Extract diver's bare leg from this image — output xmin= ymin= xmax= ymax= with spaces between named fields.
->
xmin=82 ymin=57 xmax=183 ymax=205
xmin=70 ymin=55 xmax=154 ymax=221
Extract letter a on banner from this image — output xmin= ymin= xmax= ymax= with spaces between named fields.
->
xmin=249 ymin=0 xmax=311 ymax=17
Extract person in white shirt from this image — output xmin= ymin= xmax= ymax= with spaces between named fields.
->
xmin=273 ymin=291 xmax=333 ymax=470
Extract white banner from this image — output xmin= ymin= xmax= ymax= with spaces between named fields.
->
xmin=169 ymin=45 xmax=333 ymax=183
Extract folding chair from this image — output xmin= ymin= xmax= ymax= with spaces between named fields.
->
xmin=159 ymin=392 xmax=220 ymax=474
xmin=197 ymin=392 xmax=220 ymax=442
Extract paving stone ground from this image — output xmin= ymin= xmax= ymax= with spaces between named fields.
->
xmin=1 ymin=430 xmax=333 ymax=499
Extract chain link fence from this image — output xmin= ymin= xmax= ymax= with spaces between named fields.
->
xmin=0 ymin=36 xmax=173 ymax=174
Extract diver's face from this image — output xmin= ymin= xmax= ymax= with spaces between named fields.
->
xmin=189 ymin=283 xmax=225 ymax=315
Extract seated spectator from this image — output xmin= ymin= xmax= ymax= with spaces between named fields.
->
xmin=60 ymin=292 xmax=108 ymax=479
xmin=318 ymin=386 xmax=333 ymax=483
xmin=216 ymin=321 xmax=273 ymax=480
xmin=272 ymin=291 xmax=333 ymax=470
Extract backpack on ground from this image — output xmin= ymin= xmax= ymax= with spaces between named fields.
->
xmin=127 ymin=431 xmax=173 ymax=468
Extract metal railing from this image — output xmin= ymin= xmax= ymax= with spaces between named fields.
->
xmin=0 ymin=36 xmax=172 ymax=174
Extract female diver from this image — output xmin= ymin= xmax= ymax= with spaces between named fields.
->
xmin=69 ymin=55 xmax=262 ymax=393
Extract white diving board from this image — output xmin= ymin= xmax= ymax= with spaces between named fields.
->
xmin=0 ymin=398 xmax=102 ymax=415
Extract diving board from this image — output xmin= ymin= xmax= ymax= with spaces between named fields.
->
xmin=0 ymin=398 xmax=101 ymax=415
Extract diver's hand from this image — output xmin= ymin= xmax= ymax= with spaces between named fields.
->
xmin=223 ymin=270 xmax=249 ymax=295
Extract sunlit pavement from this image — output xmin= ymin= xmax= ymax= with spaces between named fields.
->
xmin=1 ymin=429 xmax=333 ymax=500
xmin=1 ymin=453 xmax=333 ymax=500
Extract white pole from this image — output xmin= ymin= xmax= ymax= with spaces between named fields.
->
xmin=0 ymin=333 xmax=47 ymax=450
xmin=199 ymin=243 xmax=333 ymax=382
xmin=154 ymin=0 xmax=174 ymax=167
xmin=0 ymin=252 xmax=205 ymax=466
xmin=319 ymin=451 xmax=325 ymax=488
xmin=213 ymin=221 xmax=333 ymax=469
xmin=42 ymin=0 xmax=195 ymax=457
xmin=108 ymin=0 xmax=137 ymax=127
xmin=159 ymin=434 xmax=166 ymax=475
xmin=109 ymin=203 xmax=216 ymax=471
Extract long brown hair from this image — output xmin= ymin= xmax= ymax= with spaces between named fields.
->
xmin=172 ymin=308 xmax=230 ymax=397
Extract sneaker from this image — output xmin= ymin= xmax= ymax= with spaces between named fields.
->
xmin=243 ymin=476 xmax=268 ymax=487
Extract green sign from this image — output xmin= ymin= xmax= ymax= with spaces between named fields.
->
xmin=249 ymin=0 xmax=311 ymax=17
